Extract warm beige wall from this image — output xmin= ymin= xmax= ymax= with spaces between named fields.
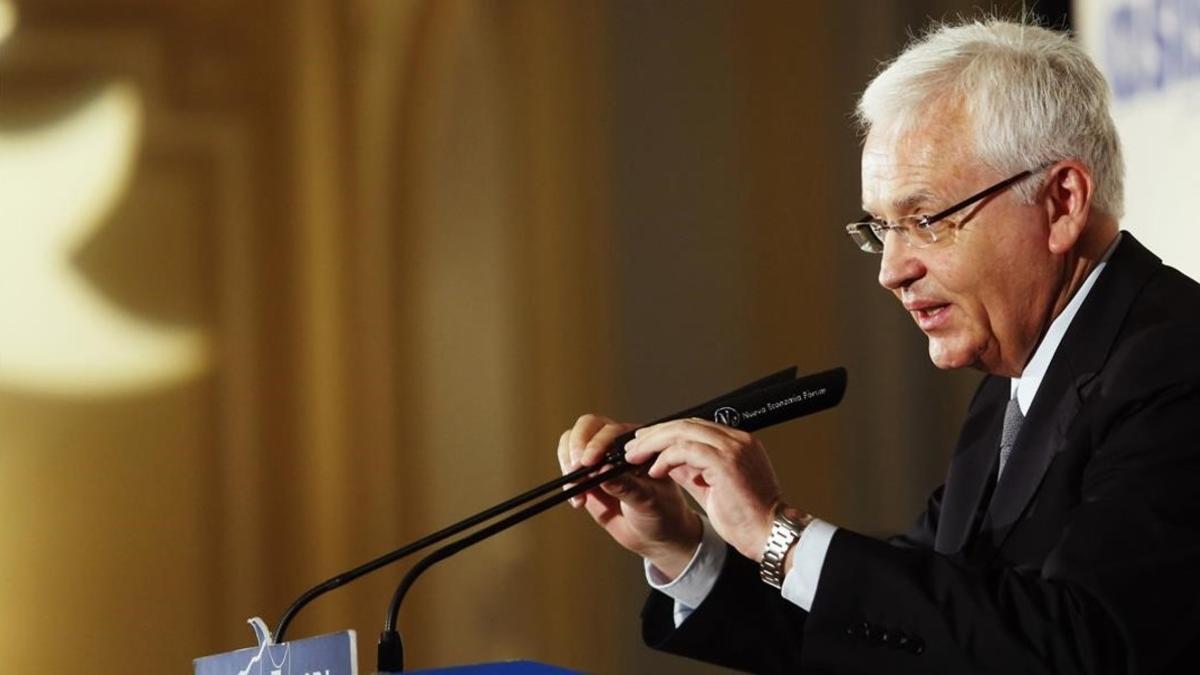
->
xmin=0 ymin=1 xmax=992 ymax=673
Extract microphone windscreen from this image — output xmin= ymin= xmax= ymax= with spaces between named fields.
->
xmin=602 ymin=367 xmax=846 ymax=464
xmin=666 ymin=365 xmax=799 ymax=421
xmin=695 ymin=367 xmax=847 ymax=432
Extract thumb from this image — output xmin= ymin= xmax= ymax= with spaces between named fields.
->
xmin=599 ymin=472 xmax=661 ymax=506
xmin=671 ymin=471 xmax=711 ymax=509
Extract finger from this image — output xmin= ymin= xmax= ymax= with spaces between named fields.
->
xmin=557 ymin=430 xmax=585 ymax=508
xmin=676 ymin=481 xmax=711 ymax=510
xmin=656 ymin=449 xmax=721 ymax=510
xmin=631 ymin=418 xmax=740 ymax=451
xmin=626 ymin=420 xmax=736 ymax=465
xmin=582 ymin=422 xmax=634 ymax=467
xmin=597 ymin=470 xmax=663 ymax=507
xmin=581 ymin=487 xmax=623 ymax=527
xmin=667 ymin=463 xmax=702 ymax=487
xmin=568 ymin=414 xmax=612 ymax=467
xmin=557 ymin=430 xmax=574 ymax=473
xmin=645 ymin=440 xmax=724 ymax=480
xmin=674 ymin=415 xmax=741 ymax=433
xmin=643 ymin=413 xmax=744 ymax=444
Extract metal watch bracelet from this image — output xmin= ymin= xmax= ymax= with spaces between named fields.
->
xmin=759 ymin=503 xmax=813 ymax=589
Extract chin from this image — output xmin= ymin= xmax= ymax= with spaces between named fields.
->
xmin=926 ymin=337 xmax=979 ymax=371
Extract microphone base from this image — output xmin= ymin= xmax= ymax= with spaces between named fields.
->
xmin=377 ymin=629 xmax=405 ymax=672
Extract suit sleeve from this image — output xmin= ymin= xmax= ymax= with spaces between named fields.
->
xmin=642 ymin=547 xmax=809 ymax=673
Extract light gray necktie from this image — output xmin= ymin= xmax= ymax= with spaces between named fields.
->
xmin=997 ymin=397 xmax=1025 ymax=480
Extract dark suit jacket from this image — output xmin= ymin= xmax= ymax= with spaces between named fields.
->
xmin=642 ymin=233 xmax=1200 ymax=674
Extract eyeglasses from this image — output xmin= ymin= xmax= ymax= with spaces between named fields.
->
xmin=845 ymin=168 xmax=1038 ymax=254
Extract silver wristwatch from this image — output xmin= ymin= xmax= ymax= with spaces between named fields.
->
xmin=759 ymin=503 xmax=812 ymax=589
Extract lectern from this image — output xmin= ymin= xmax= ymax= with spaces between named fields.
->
xmin=192 ymin=619 xmax=579 ymax=674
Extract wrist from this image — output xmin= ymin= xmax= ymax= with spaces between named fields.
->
xmin=642 ymin=511 xmax=704 ymax=580
xmin=758 ymin=501 xmax=812 ymax=589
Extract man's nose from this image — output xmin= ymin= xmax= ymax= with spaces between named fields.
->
xmin=877 ymin=233 xmax=925 ymax=290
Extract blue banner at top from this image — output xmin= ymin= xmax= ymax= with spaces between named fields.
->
xmin=1103 ymin=0 xmax=1200 ymax=100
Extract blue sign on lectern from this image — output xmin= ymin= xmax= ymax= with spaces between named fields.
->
xmin=194 ymin=617 xmax=582 ymax=674
xmin=194 ymin=618 xmax=356 ymax=675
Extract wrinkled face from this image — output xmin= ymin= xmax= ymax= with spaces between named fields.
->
xmin=861 ymin=111 xmax=1061 ymax=376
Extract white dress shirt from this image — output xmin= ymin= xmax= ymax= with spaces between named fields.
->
xmin=647 ymin=233 xmax=1122 ymax=625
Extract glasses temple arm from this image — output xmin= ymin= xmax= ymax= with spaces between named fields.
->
xmin=923 ymin=169 xmax=1034 ymax=225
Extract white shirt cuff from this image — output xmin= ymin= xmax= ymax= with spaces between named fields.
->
xmin=780 ymin=518 xmax=837 ymax=611
xmin=643 ymin=515 xmax=727 ymax=626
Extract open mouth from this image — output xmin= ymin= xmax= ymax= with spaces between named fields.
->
xmin=911 ymin=304 xmax=950 ymax=330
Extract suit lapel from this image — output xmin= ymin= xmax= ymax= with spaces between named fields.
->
xmin=935 ymin=376 xmax=1007 ymax=555
xmin=978 ymin=232 xmax=1161 ymax=554
xmin=979 ymin=366 xmax=1077 ymax=548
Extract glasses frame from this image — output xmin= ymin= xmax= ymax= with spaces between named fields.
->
xmin=846 ymin=168 xmax=1039 ymax=254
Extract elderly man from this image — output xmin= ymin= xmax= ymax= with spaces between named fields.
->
xmin=557 ymin=18 xmax=1200 ymax=674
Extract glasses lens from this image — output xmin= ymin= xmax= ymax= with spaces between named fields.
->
xmin=845 ymin=223 xmax=883 ymax=253
xmin=902 ymin=215 xmax=943 ymax=247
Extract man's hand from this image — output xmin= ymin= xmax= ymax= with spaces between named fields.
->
xmin=625 ymin=418 xmax=782 ymax=562
xmin=558 ymin=414 xmax=702 ymax=579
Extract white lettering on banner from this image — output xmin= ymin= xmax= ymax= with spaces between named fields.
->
xmin=738 ymin=388 xmax=828 ymax=421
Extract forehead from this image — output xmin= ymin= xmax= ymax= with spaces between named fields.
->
xmin=860 ymin=111 xmax=975 ymax=214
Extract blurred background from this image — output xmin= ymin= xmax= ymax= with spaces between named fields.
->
xmin=1 ymin=0 xmax=1195 ymax=672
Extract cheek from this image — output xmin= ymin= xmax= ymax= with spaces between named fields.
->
xmin=926 ymin=317 xmax=991 ymax=369
xmin=956 ymin=293 xmax=998 ymax=336
xmin=924 ymin=261 xmax=997 ymax=369
xmin=922 ymin=264 xmax=985 ymax=334
xmin=928 ymin=247 xmax=1001 ymax=330
xmin=967 ymin=245 xmax=1056 ymax=328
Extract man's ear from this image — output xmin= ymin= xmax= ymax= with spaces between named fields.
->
xmin=1044 ymin=160 xmax=1094 ymax=255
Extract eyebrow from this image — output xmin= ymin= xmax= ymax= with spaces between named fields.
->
xmin=861 ymin=189 xmax=938 ymax=217
xmin=894 ymin=190 xmax=937 ymax=212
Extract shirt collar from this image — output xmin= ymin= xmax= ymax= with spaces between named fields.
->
xmin=1010 ymin=232 xmax=1123 ymax=413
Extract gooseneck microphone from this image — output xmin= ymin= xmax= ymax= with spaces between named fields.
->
xmin=272 ymin=365 xmax=805 ymax=644
xmin=377 ymin=367 xmax=847 ymax=672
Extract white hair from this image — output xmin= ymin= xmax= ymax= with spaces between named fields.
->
xmin=855 ymin=18 xmax=1125 ymax=218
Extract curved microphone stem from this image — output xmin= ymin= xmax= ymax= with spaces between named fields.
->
xmin=376 ymin=462 xmax=630 ymax=672
xmin=384 ymin=463 xmax=629 ymax=633
xmin=272 ymin=462 xmax=596 ymax=644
